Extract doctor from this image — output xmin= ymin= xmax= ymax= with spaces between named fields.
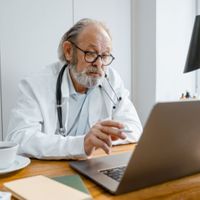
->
xmin=6 ymin=18 xmax=142 ymax=159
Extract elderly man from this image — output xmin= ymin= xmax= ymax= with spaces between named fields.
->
xmin=6 ymin=18 xmax=142 ymax=159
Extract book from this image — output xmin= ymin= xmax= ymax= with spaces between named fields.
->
xmin=52 ymin=175 xmax=90 ymax=194
xmin=3 ymin=175 xmax=92 ymax=200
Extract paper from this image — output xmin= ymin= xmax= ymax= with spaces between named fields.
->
xmin=4 ymin=175 xmax=92 ymax=200
xmin=0 ymin=191 xmax=11 ymax=200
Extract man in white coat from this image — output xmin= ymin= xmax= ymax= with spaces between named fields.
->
xmin=6 ymin=18 xmax=142 ymax=159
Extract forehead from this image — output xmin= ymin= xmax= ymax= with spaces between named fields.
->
xmin=77 ymin=24 xmax=112 ymax=51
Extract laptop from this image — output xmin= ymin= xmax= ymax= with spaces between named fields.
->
xmin=69 ymin=101 xmax=200 ymax=194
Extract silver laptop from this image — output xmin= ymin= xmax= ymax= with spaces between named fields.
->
xmin=69 ymin=101 xmax=200 ymax=194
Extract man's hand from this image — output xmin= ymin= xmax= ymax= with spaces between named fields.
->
xmin=84 ymin=120 xmax=126 ymax=156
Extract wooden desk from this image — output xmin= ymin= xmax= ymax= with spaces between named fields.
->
xmin=1 ymin=144 xmax=200 ymax=199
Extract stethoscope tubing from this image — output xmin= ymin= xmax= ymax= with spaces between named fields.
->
xmin=56 ymin=64 xmax=122 ymax=136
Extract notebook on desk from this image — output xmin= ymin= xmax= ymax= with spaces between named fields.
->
xmin=4 ymin=175 xmax=92 ymax=200
xmin=69 ymin=101 xmax=200 ymax=194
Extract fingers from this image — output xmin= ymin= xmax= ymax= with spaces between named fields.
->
xmin=100 ymin=126 xmax=126 ymax=140
xmin=84 ymin=132 xmax=112 ymax=155
xmin=93 ymin=136 xmax=111 ymax=154
xmin=99 ymin=120 xmax=126 ymax=139
xmin=111 ymin=135 xmax=121 ymax=141
xmin=84 ymin=120 xmax=127 ymax=156
xmin=96 ymin=132 xmax=112 ymax=148
xmin=100 ymin=120 xmax=124 ymax=129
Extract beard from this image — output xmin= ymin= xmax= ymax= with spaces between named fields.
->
xmin=69 ymin=64 xmax=105 ymax=89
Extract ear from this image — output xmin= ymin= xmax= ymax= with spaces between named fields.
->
xmin=63 ymin=41 xmax=73 ymax=62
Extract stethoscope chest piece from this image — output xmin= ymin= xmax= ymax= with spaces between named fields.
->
xmin=55 ymin=127 xmax=67 ymax=136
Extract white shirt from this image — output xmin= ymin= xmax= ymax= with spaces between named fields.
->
xmin=63 ymin=68 xmax=90 ymax=136
xmin=6 ymin=61 xmax=143 ymax=159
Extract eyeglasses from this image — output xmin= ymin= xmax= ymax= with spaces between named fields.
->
xmin=70 ymin=42 xmax=115 ymax=66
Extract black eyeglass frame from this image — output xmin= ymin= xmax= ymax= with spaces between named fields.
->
xmin=70 ymin=41 xmax=115 ymax=66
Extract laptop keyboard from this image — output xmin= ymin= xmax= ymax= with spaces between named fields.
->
xmin=99 ymin=166 xmax=126 ymax=182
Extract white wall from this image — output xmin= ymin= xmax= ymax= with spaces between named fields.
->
xmin=0 ymin=0 xmax=73 ymax=139
xmin=156 ymin=0 xmax=196 ymax=101
xmin=132 ymin=0 xmax=157 ymax=125
xmin=132 ymin=0 xmax=196 ymax=125
xmin=0 ymin=52 xmax=2 ymax=140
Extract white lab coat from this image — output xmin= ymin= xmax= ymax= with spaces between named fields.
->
xmin=6 ymin=61 xmax=142 ymax=159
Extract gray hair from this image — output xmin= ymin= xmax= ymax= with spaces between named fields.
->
xmin=57 ymin=18 xmax=111 ymax=62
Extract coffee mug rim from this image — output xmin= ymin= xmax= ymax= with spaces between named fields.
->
xmin=0 ymin=141 xmax=19 ymax=149
xmin=0 ymin=142 xmax=19 ymax=169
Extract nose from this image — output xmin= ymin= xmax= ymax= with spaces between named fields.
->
xmin=92 ymin=55 xmax=103 ymax=68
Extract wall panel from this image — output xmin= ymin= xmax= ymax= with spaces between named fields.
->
xmin=0 ymin=0 xmax=73 ymax=139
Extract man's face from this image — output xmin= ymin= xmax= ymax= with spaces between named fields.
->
xmin=70 ymin=24 xmax=112 ymax=89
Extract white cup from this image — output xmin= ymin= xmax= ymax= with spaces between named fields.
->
xmin=0 ymin=141 xmax=19 ymax=169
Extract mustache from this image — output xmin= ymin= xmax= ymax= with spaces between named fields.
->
xmin=70 ymin=64 xmax=105 ymax=76
xmin=85 ymin=66 xmax=103 ymax=74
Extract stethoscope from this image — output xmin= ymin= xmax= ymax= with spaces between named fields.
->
xmin=55 ymin=64 xmax=122 ymax=136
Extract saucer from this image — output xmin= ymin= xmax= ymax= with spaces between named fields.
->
xmin=0 ymin=155 xmax=31 ymax=174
